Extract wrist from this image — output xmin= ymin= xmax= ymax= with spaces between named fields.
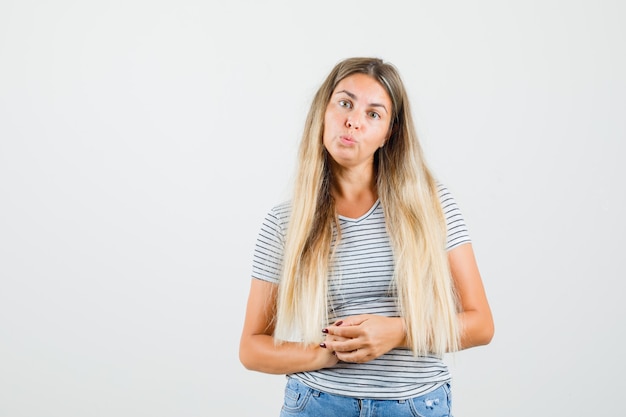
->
xmin=394 ymin=317 xmax=408 ymax=348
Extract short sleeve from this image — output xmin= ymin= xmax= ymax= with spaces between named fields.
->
xmin=250 ymin=202 xmax=291 ymax=284
xmin=437 ymin=184 xmax=471 ymax=250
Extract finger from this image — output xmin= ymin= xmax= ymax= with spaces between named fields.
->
xmin=320 ymin=315 xmax=366 ymax=332
xmin=324 ymin=334 xmax=350 ymax=343
xmin=325 ymin=324 xmax=361 ymax=339
xmin=324 ymin=338 xmax=361 ymax=353
xmin=333 ymin=315 xmax=369 ymax=327
xmin=335 ymin=348 xmax=373 ymax=364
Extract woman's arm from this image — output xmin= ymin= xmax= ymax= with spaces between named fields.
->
xmin=239 ymin=278 xmax=338 ymax=374
xmin=449 ymin=243 xmax=494 ymax=348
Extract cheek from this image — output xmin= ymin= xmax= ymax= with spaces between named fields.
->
xmin=321 ymin=126 xmax=331 ymax=151
xmin=324 ymin=111 xmax=337 ymax=129
xmin=374 ymin=128 xmax=389 ymax=146
xmin=322 ymin=113 xmax=335 ymax=144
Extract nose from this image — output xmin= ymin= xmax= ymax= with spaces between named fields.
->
xmin=346 ymin=116 xmax=360 ymax=129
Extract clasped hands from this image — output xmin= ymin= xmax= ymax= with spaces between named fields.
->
xmin=320 ymin=314 xmax=406 ymax=364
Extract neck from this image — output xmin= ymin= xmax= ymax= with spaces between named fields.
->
xmin=330 ymin=162 xmax=378 ymax=218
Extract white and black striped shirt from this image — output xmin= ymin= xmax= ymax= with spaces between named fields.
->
xmin=251 ymin=184 xmax=471 ymax=400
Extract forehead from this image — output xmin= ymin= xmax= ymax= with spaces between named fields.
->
xmin=333 ymin=73 xmax=391 ymax=104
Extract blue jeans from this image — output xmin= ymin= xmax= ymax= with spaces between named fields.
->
xmin=279 ymin=377 xmax=453 ymax=417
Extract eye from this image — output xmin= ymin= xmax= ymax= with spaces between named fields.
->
xmin=338 ymin=99 xmax=352 ymax=109
xmin=368 ymin=111 xmax=381 ymax=120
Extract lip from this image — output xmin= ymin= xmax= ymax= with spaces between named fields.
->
xmin=339 ymin=135 xmax=356 ymax=145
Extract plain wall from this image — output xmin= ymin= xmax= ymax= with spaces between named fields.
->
xmin=1 ymin=1 xmax=624 ymax=416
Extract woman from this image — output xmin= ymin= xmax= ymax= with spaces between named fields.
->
xmin=239 ymin=57 xmax=494 ymax=417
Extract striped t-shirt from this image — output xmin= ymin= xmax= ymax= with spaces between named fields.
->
xmin=251 ymin=184 xmax=471 ymax=400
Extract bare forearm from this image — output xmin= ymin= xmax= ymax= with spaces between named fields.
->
xmin=457 ymin=310 xmax=494 ymax=349
xmin=239 ymin=334 xmax=335 ymax=374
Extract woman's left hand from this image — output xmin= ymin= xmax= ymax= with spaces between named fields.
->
xmin=321 ymin=315 xmax=406 ymax=363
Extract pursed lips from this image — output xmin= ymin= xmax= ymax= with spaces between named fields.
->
xmin=339 ymin=134 xmax=356 ymax=145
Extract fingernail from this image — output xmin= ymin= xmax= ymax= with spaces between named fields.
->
xmin=335 ymin=321 xmax=343 ymax=326
xmin=322 ymin=328 xmax=328 ymax=334
xmin=320 ymin=343 xmax=326 ymax=348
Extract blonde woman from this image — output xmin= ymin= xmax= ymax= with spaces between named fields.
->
xmin=239 ymin=57 xmax=494 ymax=417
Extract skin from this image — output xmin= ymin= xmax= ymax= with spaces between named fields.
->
xmin=322 ymin=73 xmax=391 ymax=217
xmin=239 ymin=73 xmax=494 ymax=373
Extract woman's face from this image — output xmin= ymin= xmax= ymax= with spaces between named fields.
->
xmin=323 ymin=73 xmax=392 ymax=171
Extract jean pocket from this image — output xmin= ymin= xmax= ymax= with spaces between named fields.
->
xmin=282 ymin=378 xmax=315 ymax=413
xmin=408 ymin=384 xmax=452 ymax=417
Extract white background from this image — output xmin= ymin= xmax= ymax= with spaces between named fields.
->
xmin=1 ymin=1 xmax=624 ymax=416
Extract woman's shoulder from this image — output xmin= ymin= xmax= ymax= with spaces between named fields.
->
xmin=262 ymin=200 xmax=292 ymax=228
xmin=435 ymin=181 xmax=450 ymax=196
xmin=268 ymin=200 xmax=292 ymax=216
xmin=435 ymin=181 xmax=458 ymax=207
xmin=434 ymin=181 xmax=472 ymax=248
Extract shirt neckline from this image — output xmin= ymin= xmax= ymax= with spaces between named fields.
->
xmin=337 ymin=199 xmax=381 ymax=222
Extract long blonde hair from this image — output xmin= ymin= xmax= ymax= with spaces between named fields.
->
xmin=274 ymin=57 xmax=460 ymax=356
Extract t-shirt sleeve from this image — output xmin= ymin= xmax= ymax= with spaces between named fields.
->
xmin=437 ymin=183 xmax=471 ymax=250
xmin=251 ymin=204 xmax=289 ymax=284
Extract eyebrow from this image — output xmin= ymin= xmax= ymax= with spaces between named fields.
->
xmin=335 ymin=89 xmax=389 ymax=114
